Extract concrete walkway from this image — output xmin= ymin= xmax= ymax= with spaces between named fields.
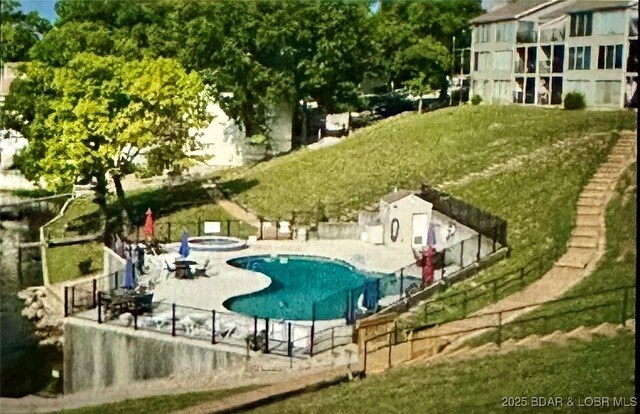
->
xmin=216 ymin=198 xmax=261 ymax=230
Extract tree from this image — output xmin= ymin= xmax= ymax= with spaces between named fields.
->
xmin=36 ymin=53 xmax=210 ymax=233
xmin=373 ymin=0 xmax=482 ymax=93
xmin=1 ymin=0 xmax=52 ymax=65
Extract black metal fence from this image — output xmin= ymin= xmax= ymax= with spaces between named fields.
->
xmin=363 ymin=283 xmax=636 ymax=374
xmin=129 ymin=218 xmax=257 ymax=243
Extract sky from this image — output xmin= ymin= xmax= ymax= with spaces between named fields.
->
xmin=19 ymin=0 xmax=57 ymax=22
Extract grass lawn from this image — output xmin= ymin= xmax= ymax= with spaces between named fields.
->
xmin=43 ymin=181 xmax=254 ymax=283
xmin=46 ymin=242 xmax=104 ymax=284
xmin=57 ymin=385 xmax=260 ymax=414
xmin=220 ymin=106 xmax=634 ymax=220
xmin=465 ymin=162 xmax=636 ymax=346
xmin=250 ymin=334 xmax=636 ymax=414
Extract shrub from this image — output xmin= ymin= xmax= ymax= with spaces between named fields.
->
xmin=564 ymin=92 xmax=586 ymax=110
xmin=471 ymin=95 xmax=482 ymax=105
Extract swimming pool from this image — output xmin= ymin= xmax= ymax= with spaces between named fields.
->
xmin=224 ymin=255 xmax=418 ymax=321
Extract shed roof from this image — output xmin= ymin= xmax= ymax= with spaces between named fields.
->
xmin=381 ymin=190 xmax=414 ymax=204
xmin=471 ymin=0 xmax=556 ymax=24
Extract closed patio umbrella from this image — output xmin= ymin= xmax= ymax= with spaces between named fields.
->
xmin=179 ymin=230 xmax=190 ymax=258
xmin=124 ymin=257 xmax=136 ymax=289
xmin=144 ymin=208 xmax=154 ymax=239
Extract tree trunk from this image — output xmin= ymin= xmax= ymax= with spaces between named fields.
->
xmin=418 ymin=91 xmax=423 ymax=114
xmin=300 ymin=100 xmax=308 ymax=145
xmin=112 ymin=174 xmax=130 ymax=236
xmin=93 ymin=171 xmax=111 ymax=245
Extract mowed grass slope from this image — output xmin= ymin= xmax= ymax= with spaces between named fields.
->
xmin=249 ymin=334 xmax=635 ymax=414
xmin=221 ymin=106 xmax=634 ymax=219
xmin=466 ymin=162 xmax=636 ymax=346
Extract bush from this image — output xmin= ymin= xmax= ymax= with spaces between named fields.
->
xmin=564 ymin=92 xmax=586 ymax=110
xmin=471 ymin=95 xmax=482 ymax=105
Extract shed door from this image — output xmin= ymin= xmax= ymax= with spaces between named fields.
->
xmin=412 ymin=213 xmax=429 ymax=248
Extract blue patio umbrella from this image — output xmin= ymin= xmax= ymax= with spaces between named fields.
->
xmin=427 ymin=224 xmax=437 ymax=247
xmin=123 ymin=257 xmax=136 ymax=289
xmin=179 ymin=230 xmax=190 ymax=258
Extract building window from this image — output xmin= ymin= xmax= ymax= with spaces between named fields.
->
xmin=514 ymin=47 xmax=536 ymax=73
xmin=594 ymin=11 xmax=625 ymax=35
xmin=516 ymin=21 xmax=536 ymax=43
xmin=570 ymin=12 xmax=593 ymax=37
xmin=628 ymin=40 xmax=639 ymax=72
xmin=630 ymin=16 xmax=639 ymax=37
xmin=568 ymin=46 xmax=591 ymax=70
xmin=495 ymin=22 xmax=514 ymax=43
xmin=594 ymin=81 xmax=621 ymax=105
xmin=475 ymin=52 xmax=491 ymax=71
xmin=493 ymin=51 xmax=512 ymax=71
xmin=598 ymin=45 xmax=623 ymax=69
xmin=475 ymin=24 xmax=491 ymax=43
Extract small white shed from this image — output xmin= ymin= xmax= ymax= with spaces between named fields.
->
xmin=379 ymin=190 xmax=433 ymax=249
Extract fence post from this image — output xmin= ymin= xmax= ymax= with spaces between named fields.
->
xmin=387 ymin=332 xmax=393 ymax=370
xmin=345 ymin=291 xmax=350 ymax=324
xmin=253 ymin=317 xmax=258 ymax=347
xmin=621 ymin=288 xmax=629 ymax=326
xmin=492 ymin=226 xmax=497 ymax=253
xmin=64 ymin=286 xmax=69 ymax=317
xmin=462 ymin=291 xmax=468 ymax=317
xmin=287 ymin=322 xmax=293 ymax=357
xmin=167 ymin=222 xmax=172 ymax=242
xmin=115 ymin=271 xmax=119 ymax=289
xmin=310 ymin=303 xmax=316 ymax=356
xmin=331 ymin=327 xmax=335 ymax=350
xmin=211 ymin=310 xmax=216 ymax=344
xmin=275 ymin=220 xmax=280 ymax=240
xmin=477 ymin=234 xmax=482 ymax=261
xmin=92 ymin=278 xmax=97 ymax=308
xmin=227 ymin=220 xmax=231 ymax=237
xmin=97 ymin=292 xmax=102 ymax=323
xmin=197 ymin=216 xmax=202 ymax=236
xmin=71 ymin=286 xmax=76 ymax=310
xmin=259 ymin=219 xmax=264 ymax=240
xmin=492 ymin=280 xmax=498 ymax=303
xmin=364 ymin=340 xmax=368 ymax=374
xmin=399 ymin=269 xmax=404 ymax=297
xmin=17 ymin=247 xmax=23 ymax=286
xmin=171 ymin=303 xmax=176 ymax=337
xmin=264 ymin=318 xmax=270 ymax=353
xmin=497 ymin=311 xmax=503 ymax=347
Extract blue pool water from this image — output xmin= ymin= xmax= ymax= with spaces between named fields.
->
xmin=224 ymin=255 xmax=418 ymax=321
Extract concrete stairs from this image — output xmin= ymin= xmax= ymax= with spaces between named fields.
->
xmin=555 ymin=134 xmax=636 ymax=270
xmin=410 ymin=320 xmax=635 ymax=367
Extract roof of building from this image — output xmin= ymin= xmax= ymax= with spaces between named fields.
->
xmin=539 ymin=0 xmax=636 ymax=20
xmin=381 ymin=190 xmax=415 ymax=204
xmin=471 ymin=0 xmax=557 ymax=24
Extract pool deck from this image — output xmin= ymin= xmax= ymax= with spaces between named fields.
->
xmin=147 ymin=239 xmax=417 ymax=329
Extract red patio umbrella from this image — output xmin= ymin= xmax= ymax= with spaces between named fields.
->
xmin=144 ymin=208 xmax=154 ymax=239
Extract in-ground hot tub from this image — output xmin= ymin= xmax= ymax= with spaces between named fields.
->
xmin=188 ymin=236 xmax=248 ymax=252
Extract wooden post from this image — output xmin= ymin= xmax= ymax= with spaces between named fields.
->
xmin=211 ymin=310 xmax=217 ymax=344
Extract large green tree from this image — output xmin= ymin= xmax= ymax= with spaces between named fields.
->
xmin=37 ymin=53 xmax=210 ymax=231
xmin=1 ymin=0 xmax=52 ymax=65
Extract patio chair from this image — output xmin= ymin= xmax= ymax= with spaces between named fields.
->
xmin=194 ymin=259 xmax=210 ymax=277
xmin=164 ymin=260 xmax=176 ymax=272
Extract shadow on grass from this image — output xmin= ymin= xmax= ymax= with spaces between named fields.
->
xmin=215 ymin=178 xmax=259 ymax=199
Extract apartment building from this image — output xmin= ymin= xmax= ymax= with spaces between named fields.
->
xmin=470 ymin=0 xmax=638 ymax=108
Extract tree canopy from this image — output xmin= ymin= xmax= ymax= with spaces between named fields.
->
xmin=1 ymin=0 xmax=52 ymax=65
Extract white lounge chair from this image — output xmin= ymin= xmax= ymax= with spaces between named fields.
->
xmin=270 ymin=320 xmax=287 ymax=342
